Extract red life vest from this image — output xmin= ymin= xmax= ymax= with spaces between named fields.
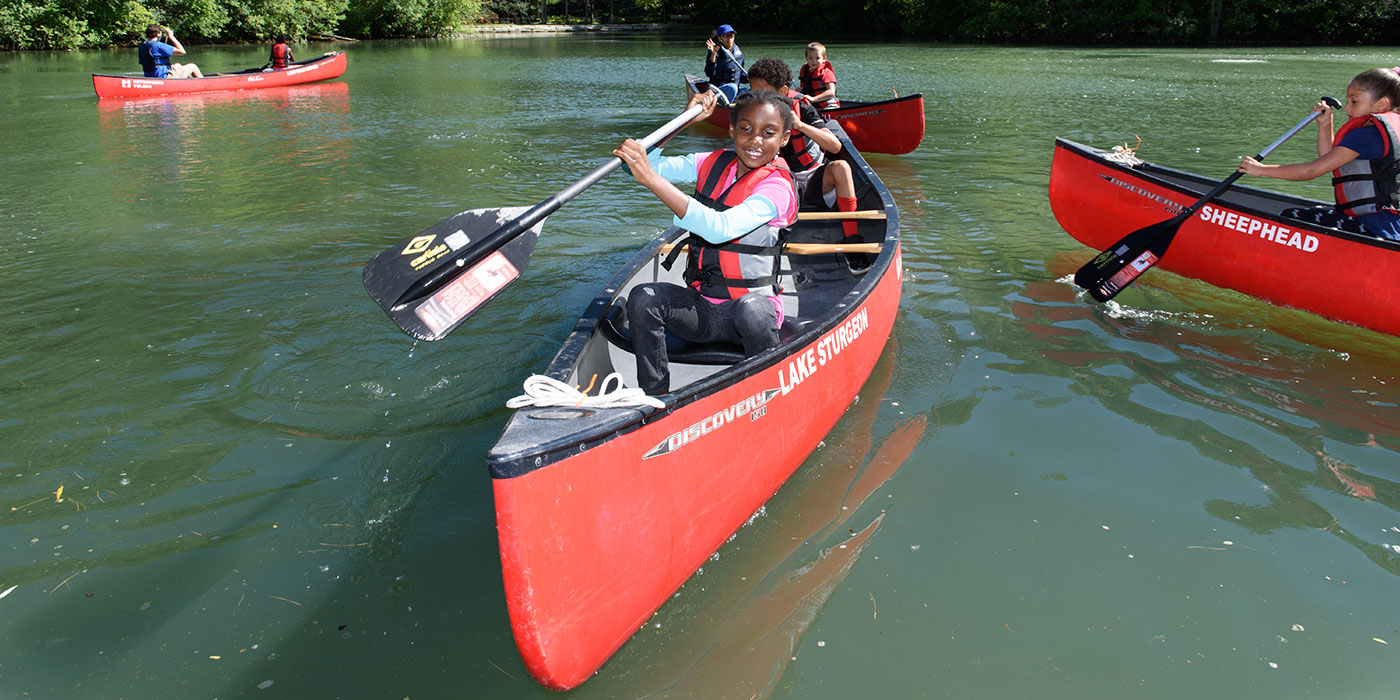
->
xmin=270 ymin=43 xmax=294 ymax=70
xmin=799 ymin=61 xmax=839 ymax=109
xmin=779 ymin=89 xmax=823 ymax=172
xmin=1332 ymin=112 xmax=1400 ymax=216
xmin=679 ymin=150 xmax=793 ymax=299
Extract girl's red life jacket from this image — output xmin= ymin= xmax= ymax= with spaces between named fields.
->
xmin=665 ymin=149 xmax=793 ymax=300
xmin=270 ymin=43 xmax=294 ymax=70
xmin=1332 ymin=112 xmax=1400 ymax=216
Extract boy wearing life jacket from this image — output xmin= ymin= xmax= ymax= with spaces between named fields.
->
xmin=799 ymin=42 xmax=838 ymax=109
xmin=1240 ymin=67 xmax=1400 ymax=241
xmin=747 ymin=58 xmax=867 ymax=272
xmin=267 ymin=34 xmax=295 ymax=71
xmin=612 ymin=90 xmax=796 ymax=395
xmin=138 ymin=24 xmax=203 ymax=79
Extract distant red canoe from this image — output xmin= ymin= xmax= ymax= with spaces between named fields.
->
xmin=685 ymin=75 xmax=925 ymax=155
xmin=92 ymin=51 xmax=347 ymax=99
xmin=1050 ymin=137 xmax=1400 ymax=337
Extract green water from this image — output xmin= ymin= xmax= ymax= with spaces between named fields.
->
xmin=3 ymin=36 xmax=1399 ymax=698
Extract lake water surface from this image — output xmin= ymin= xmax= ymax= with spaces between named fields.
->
xmin=2 ymin=35 xmax=1398 ymax=699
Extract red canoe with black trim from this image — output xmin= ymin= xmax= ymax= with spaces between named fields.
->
xmin=1050 ymin=137 xmax=1400 ymax=337
xmin=485 ymin=122 xmax=902 ymax=689
xmin=685 ymin=75 xmax=925 ymax=155
xmin=92 ymin=51 xmax=347 ymax=99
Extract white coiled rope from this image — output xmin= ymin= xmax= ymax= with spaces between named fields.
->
xmin=506 ymin=373 xmax=666 ymax=410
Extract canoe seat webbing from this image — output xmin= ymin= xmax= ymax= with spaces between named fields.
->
xmin=598 ymin=303 xmax=808 ymax=366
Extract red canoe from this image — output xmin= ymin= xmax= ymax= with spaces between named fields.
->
xmin=485 ymin=122 xmax=902 ymax=689
xmin=685 ymin=75 xmax=925 ymax=155
xmin=92 ymin=51 xmax=347 ymax=99
xmin=1050 ymin=137 xmax=1400 ymax=337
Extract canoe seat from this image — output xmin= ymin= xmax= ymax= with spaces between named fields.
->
xmin=598 ymin=302 xmax=810 ymax=366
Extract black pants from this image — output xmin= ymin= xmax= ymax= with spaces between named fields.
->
xmin=626 ymin=282 xmax=779 ymax=395
xmin=1280 ymin=205 xmax=1368 ymax=234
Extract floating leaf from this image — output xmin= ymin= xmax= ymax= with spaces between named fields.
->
xmin=55 ymin=485 xmax=64 ymax=502
xmin=0 ymin=585 xmax=16 ymax=600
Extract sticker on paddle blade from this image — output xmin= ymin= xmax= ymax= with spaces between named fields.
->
xmin=413 ymin=251 xmax=520 ymax=336
xmin=1096 ymin=249 xmax=1158 ymax=299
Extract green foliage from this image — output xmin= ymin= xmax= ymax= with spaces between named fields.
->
xmin=4 ymin=0 xmax=1400 ymax=48
xmin=341 ymin=0 xmax=482 ymax=37
xmin=221 ymin=0 xmax=347 ymax=40
xmin=484 ymin=0 xmax=538 ymax=22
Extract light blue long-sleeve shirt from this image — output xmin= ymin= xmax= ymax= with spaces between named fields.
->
xmin=648 ymin=150 xmax=782 ymax=245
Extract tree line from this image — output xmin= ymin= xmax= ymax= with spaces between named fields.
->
xmin=4 ymin=0 xmax=1399 ymax=50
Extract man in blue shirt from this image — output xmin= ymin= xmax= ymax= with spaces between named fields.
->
xmin=138 ymin=24 xmax=203 ymax=79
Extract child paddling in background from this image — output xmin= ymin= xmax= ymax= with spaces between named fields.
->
xmin=746 ymin=57 xmax=867 ymax=272
xmin=798 ymin=42 xmax=838 ymax=109
xmin=1240 ymin=67 xmax=1400 ymax=241
xmin=612 ymin=90 xmax=795 ymax=395
xmin=266 ymin=33 xmax=295 ymax=70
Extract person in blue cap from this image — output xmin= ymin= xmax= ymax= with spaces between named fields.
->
xmin=704 ymin=24 xmax=747 ymax=104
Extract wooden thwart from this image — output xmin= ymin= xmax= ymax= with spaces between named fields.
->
xmin=660 ymin=241 xmax=883 ymax=256
xmin=795 ymin=210 xmax=887 ymax=221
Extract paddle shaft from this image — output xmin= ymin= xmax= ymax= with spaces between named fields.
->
xmin=1078 ymin=97 xmax=1339 ymax=300
xmin=1169 ymin=106 xmax=1333 ymax=223
xmin=391 ymin=103 xmax=705 ymax=309
xmin=717 ymin=44 xmax=747 ymax=79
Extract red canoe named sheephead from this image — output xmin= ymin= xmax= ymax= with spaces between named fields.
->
xmin=1050 ymin=137 xmax=1400 ymax=337
xmin=485 ymin=122 xmax=902 ymax=689
xmin=686 ymin=75 xmax=925 ymax=155
xmin=92 ymin=51 xmax=347 ymax=99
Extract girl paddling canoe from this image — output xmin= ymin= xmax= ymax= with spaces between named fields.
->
xmin=1239 ymin=67 xmax=1400 ymax=241
xmin=612 ymin=89 xmax=796 ymax=395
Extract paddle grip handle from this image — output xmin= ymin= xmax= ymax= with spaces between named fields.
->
xmin=391 ymin=104 xmax=706 ymax=308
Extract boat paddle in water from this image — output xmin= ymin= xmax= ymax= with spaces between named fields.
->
xmin=1072 ymin=96 xmax=1342 ymax=301
xmin=362 ymin=103 xmax=705 ymax=340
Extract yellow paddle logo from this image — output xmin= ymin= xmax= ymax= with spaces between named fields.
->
xmin=402 ymin=235 xmax=449 ymax=270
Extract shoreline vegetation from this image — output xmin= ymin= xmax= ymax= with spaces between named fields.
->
xmin=5 ymin=0 xmax=1400 ymax=51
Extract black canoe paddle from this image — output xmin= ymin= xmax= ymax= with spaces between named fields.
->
xmin=1073 ymin=95 xmax=1342 ymax=302
xmin=363 ymin=103 xmax=705 ymax=341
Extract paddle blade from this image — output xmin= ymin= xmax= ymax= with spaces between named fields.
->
xmin=363 ymin=206 xmax=543 ymax=341
xmin=1073 ymin=216 xmax=1183 ymax=302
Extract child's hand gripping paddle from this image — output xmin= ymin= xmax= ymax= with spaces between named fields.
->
xmin=362 ymin=104 xmax=705 ymax=341
xmin=1073 ymin=95 xmax=1342 ymax=302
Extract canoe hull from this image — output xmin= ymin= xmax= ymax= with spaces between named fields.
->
xmin=1049 ymin=138 xmax=1400 ymax=337
xmin=92 ymin=51 xmax=347 ymax=99
xmin=487 ymin=123 xmax=902 ymax=689
xmin=494 ymin=263 xmax=899 ymax=688
xmin=688 ymin=76 xmax=925 ymax=155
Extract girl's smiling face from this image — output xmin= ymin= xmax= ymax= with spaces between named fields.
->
xmin=729 ymin=102 xmax=790 ymax=172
